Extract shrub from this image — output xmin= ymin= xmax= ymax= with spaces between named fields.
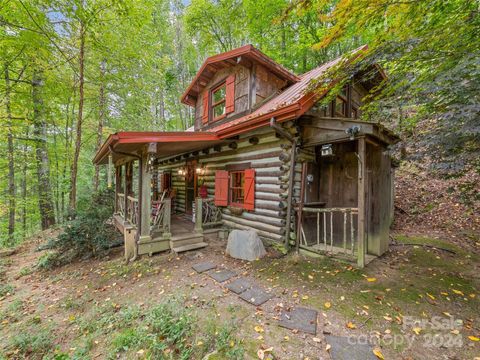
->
xmin=39 ymin=189 xmax=119 ymax=268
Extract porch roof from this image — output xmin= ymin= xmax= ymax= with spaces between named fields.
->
xmin=93 ymin=131 xmax=223 ymax=165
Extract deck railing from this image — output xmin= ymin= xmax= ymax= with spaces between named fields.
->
xmin=151 ymin=198 xmax=171 ymax=235
xmin=195 ymin=198 xmax=222 ymax=232
xmin=117 ymin=193 xmax=125 ymax=217
xmin=126 ymin=196 xmax=139 ymax=226
xmin=298 ymin=207 xmax=358 ymax=255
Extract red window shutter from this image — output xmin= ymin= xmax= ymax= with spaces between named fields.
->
xmin=214 ymin=170 xmax=229 ymax=206
xmin=202 ymin=91 xmax=209 ymax=124
xmin=244 ymin=169 xmax=255 ymax=211
xmin=225 ymin=74 xmax=235 ymax=114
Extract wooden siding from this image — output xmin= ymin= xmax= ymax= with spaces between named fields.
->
xmin=157 ymin=127 xmax=300 ymax=243
xmin=195 ymin=64 xmax=250 ymax=130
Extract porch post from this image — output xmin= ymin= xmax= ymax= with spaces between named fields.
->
xmin=138 ymin=152 xmax=152 ymax=243
xmin=114 ymin=165 xmax=121 ymax=214
xmin=195 ymin=197 xmax=203 ymax=233
xmin=357 ymin=137 xmax=366 ymax=268
xmin=124 ymin=162 xmax=130 ymax=224
xmin=163 ymin=198 xmax=171 ymax=239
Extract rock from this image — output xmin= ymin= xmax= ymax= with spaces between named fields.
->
xmin=226 ymin=230 xmax=266 ymax=261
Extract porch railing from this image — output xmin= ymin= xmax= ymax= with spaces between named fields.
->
xmin=195 ymin=198 xmax=222 ymax=232
xmin=117 ymin=193 xmax=125 ymax=217
xmin=151 ymin=198 xmax=171 ymax=235
xmin=298 ymin=207 xmax=358 ymax=256
xmin=126 ymin=196 xmax=139 ymax=226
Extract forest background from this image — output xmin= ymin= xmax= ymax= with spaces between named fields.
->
xmin=0 ymin=0 xmax=478 ymax=246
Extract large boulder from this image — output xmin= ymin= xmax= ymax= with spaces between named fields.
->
xmin=226 ymin=229 xmax=266 ymax=261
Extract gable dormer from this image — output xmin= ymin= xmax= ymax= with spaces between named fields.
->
xmin=181 ymin=45 xmax=299 ymax=131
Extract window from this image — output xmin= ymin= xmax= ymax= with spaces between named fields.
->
xmin=351 ymin=107 xmax=358 ymax=119
xmin=214 ymin=168 xmax=255 ymax=210
xmin=229 ymin=171 xmax=245 ymax=205
xmin=335 ymin=95 xmax=347 ymax=117
xmin=211 ymin=82 xmax=226 ymax=121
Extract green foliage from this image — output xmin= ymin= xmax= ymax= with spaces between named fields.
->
xmin=38 ymin=189 xmax=118 ymax=268
xmin=0 ymin=284 xmax=14 ymax=297
xmin=8 ymin=328 xmax=53 ymax=359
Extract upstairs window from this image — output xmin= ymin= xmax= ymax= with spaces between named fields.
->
xmin=211 ymin=82 xmax=226 ymax=121
xmin=201 ymin=74 xmax=235 ymax=125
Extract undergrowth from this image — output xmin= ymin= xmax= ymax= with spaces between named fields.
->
xmin=37 ymin=189 xmax=118 ymax=269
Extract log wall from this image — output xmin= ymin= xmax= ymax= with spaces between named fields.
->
xmin=157 ymin=127 xmax=299 ymax=244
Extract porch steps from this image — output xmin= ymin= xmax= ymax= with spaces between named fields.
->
xmin=170 ymin=232 xmax=207 ymax=253
xmin=172 ymin=242 xmax=208 ymax=253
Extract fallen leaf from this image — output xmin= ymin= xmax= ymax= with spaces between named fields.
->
xmin=426 ymin=293 xmax=435 ymax=300
xmin=312 ymin=337 xmax=321 ymax=343
xmin=468 ymin=336 xmax=480 ymax=342
xmin=324 ymin=302 xmax=331 ymax=309
xmin=452 ymin=289 xmax=464 ymax=296
xmin=346 ymin=322 xmax=356 ymax=329
xmin=326 ymin=344 xmax=331 ymax=351
xmin=367 ymin=278 xmax=377 ymax=282
xmin=302 ymin=295 xmax=309 ymax=300
xmin=373 ymin=348 xmax=384 ymax=359
xmin=254 ymin=325 xmax=264 ymax=333
xmin=412 ymin=327 xmax=422 ymax=335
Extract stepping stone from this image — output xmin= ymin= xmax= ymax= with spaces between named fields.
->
xmin=239 ymin=285 xmax=273 ymax=306
xmin=192 ymin=262 xmax=216 ymax=273
xmin=209 ymin=269 xmax=237 ymax=283
xmin=278 ymin=307 xmax=317 ymax=335
xmin=324 ymin=335 xmax=377 ymax=360
xmin=226 ymin=277 xmax=252 ymax=294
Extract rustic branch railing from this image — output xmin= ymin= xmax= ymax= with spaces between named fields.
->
xmin=126 ymin=196 xmax=139 ymax=226
xmin=298 ymin=207 xmax=358 ymax=255
xmin=195 ymin=198 xmax=222 ymax=232
xmin=117 ymin=193 xmax=125 ymax=217
xmin=151 ymin=198 xmax=171 ymax=235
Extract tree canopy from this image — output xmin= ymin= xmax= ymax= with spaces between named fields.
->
xmin=0 ymin=0 xmax=478 ymax=245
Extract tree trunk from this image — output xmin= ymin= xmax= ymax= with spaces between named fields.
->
xmin=21 ymin=129 xmax=28 ymax=238
xmin=32 ymin=69 xmax=56 ymax=230
xmin=4 ymin=64 xmax=16 ymax=244
xmin=93 ymin=59 xmax=106 ymax=192
xmin=69 ymin=22 xmax=85 ymax=211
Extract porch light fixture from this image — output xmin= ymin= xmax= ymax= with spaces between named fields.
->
xmin=196 ymin=165 xmax=205 ymax=175
xmin=178 ymin=168 xmax=186 ymax=176
xmin=321 ymin=144 xmax=333 ymax=157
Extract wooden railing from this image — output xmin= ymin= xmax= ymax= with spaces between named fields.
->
xmin=117 ymin=193 xmax=125 ymax=217
xmin=126 ymin=196 xmax=139 ymax=226
xmin=195 ymin=198 xmax=222 ymax=232
xmin=298 ymin=207 xmax=358 ymax=256
xmin=151 ymin=198 xmax=171 ymax=235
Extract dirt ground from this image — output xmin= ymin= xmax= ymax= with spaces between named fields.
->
xmin=1 ymin=230 xmax=479 ymax=360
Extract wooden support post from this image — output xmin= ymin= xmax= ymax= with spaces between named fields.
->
xmin=107 ymin=154 xmax=112 ymax=188
xmin=139 ymin=154 xmax=152 ymax=243
xmin=195 ymin=197 xmax=203 ymax=233
xmin=357 ymin=137 xmax=366 ymax=268
xmin=163 ymin=198 xmax=171 ymax=239
xmin=114 ymin=166 xmax=121 ymax=214
xmin=124 ymin=163 xmax=129 ymax=223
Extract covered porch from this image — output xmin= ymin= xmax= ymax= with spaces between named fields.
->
xmin=93 ymin=132 xmax=225 ymax=261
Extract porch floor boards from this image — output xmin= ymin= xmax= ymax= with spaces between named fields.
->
xmin=301 ymin=244 xmax=376 ymax=265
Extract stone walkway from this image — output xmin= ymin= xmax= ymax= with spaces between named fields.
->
xmin=192 ymin=261 xmax=317 ymax=334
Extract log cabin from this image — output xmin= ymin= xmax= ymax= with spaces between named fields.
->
xmin=93 ymin=44 xmax=399 ymax=267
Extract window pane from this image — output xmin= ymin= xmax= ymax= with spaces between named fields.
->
xmin=213 ymin=85 xmax=226 ymax=103
xmin=230 ymin=171 xmax=244 ymax=204
xmin=335 ymin=96 xmax=347 ymax=116
xmin=213 ymin=103 xmax=225 ymax=118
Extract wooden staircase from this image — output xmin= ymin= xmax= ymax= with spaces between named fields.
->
xmin=170 ymin=232 xmax=207 ymax=253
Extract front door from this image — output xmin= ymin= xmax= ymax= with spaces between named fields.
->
xmin=185 ymin=159 xmax=197 ymax=215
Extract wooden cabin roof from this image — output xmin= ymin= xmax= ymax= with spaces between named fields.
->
xmin=93 ymin=131 xmax=223 ymax=165
xmin=209 ymin=45 xmax=380 ymax=138
xmin=181 ymin=44 xmax=300 ymax=106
